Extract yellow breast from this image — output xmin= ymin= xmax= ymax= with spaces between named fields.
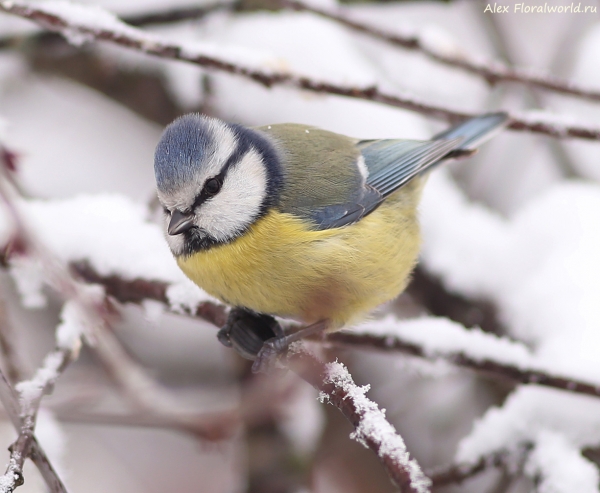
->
xmin=177 ymin=180 xmax=423 ymax=329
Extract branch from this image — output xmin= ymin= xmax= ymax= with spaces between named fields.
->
xmin=0 ymin=146 xmax=237 ymax=490
xmin=326 ymin=331 xmax=600 ymax=400
xmin=281 ymin=0 xmax=600 ymax=103
xmin=54 ymin=409 xmax=237 ymax=441
xmin=70 ymin=261 xmax=228 ymax=326
xmin=0 ymin=367 xmax=67 ymax=493
xmin=123 ymin=1 xmax=238 ymax=27
xmin=288 ymin=348 xmax=431 ymax=492
xmin=0 ymin=0 xmax=237 ymax=49
xmin=0 ymin=293 xmax=27 ymax=385
xmin=0 ymin=346 xmax=73 ymax=493
xmin=1 ymin=0 xmax=600 ymax=141
xmin=0 ymin=158 xmax=70 ymax=493
xmin=67 ymin=263 xmax=600 ymax=403
xmin=427 ymin=444 xmax=532 ymax=487
xmin=72 ymin=263 xmax=431 ymax=489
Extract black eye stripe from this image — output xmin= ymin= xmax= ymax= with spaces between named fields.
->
xmin=191 ymin=137 xmax=251 ymax=210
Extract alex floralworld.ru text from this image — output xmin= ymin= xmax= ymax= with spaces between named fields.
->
xmin=484 ymin=2 xmax=597 ymax=13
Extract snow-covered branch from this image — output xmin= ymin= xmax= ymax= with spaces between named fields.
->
xmin=123 ymin=1 xmax=238 ymax=27
xmin=288 ymin=349 xmax=431 ymax=492
xmin=66 ymin=262 xmax=600 ymax=404
xmin=428 ymin=443 xmax=532 ymax=487
xmin=282 ymin=0 xmax=600 ymax=103
xmin=0 ymin=151 xmax=237 ymax=490
xmin=326 ymin=329 xmax=600 ymax=400
xmin=0 ymin=364 xmax=67 ymax=493
xmin=1 ymin=0 xmax=600 ymax=141
xmin=70 ymin=261 xmax=428 ymax=488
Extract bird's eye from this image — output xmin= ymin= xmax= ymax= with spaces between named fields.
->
xmin=163 ymin=207 xmax=170 ymax=215
xmin=204 ymin=178 xmax=222 ymax=195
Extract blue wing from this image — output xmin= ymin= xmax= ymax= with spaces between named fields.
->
xmin=283 ymin=112 xmax=508 ymax=230
xmin=362 ymin=112 xmax=508 ymax=198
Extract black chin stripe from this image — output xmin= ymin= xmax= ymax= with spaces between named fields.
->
xmin=181 ymin=227 xmax=221 ymax=255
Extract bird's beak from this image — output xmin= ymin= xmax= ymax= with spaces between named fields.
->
xmin=168 ymin=210 xmax=195 ymax=236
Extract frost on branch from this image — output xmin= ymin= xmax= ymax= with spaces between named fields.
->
xmin=320 ymin=361 xmax=431 ymax=493
xmin=354 ymin=316 xmax=533 ymax=369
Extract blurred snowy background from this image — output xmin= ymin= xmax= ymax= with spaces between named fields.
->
xmin=0 ymin=0 xmax=599 ymax=492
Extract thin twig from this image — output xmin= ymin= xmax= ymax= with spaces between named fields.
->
xmin=0 ymin=155 xmax=69 ymax=493
xmin=54 ymin=409 xmax=237 ymax=441
xmin=0 ymin=346 xmax=73 ymax=493
xmin=326 ymin=331 xmax=600 ymax=400
xmin=0 ymin=294 xmax=27 ymax=385
xmin=1 ymin=0 xmax=599 ymax=141
xmin=0 ymin=0 xmax=237 ymax=48
xmin=288 ymin=348 xmax=431 ymax=492
xmin=0 ymin=368 xmax=67 ymax=493
xmin=281 ymin=0 xmax=600 ymax=103
xmin=427 ymin=444 xmax=532 ymax=487
xmin=0 ymin=147 xmax=236 ymax=490
xmin=123 ymin=1 xmax=238 ymax=26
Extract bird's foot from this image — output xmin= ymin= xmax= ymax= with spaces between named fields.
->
xmin=217 ymin=309 xmax=329 ymax=373
xmin=217 ymin=308 xmax=284 ymax=361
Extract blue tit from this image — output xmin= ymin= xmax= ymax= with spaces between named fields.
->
xmin=154 ymin=112 xmax=508 ymax=367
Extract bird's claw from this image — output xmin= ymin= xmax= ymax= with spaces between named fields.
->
xmin=251 ymin=337 xmax=289 ymax=374
xmin=216 ymin=326 xmax=233 ymax=347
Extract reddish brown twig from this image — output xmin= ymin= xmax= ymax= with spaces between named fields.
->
xmin=288 ymin=348 xmax=431 ymax=492
xmin=281 ymin=0 xmax=600 ymax=103
xmin=55 ymin=408 xmax=238 ymax=442
xmin=0 ymin=367 xmax=67 ymax=493
xmin=1 ymin=0 xmax=599 ymax=141
xmin=428 ymin=443 xmax=532 ymax=487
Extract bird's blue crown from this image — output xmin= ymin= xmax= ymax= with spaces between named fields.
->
xmin=154 ymin=114 xmax=214 ymax=193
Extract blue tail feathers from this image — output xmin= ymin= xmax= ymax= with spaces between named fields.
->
xmin=433 ymin=112 xmax=509 ymax=150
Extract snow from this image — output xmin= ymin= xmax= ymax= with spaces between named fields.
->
xmin=279 ymin=382 xmax=325 ymax=456
xmin=1 ymin=0 xmax=600 ymax=490
xmin=8 ymin=257 xmax=46 ymax=308
xmin=525 ymin=430 xmax=599 ymax=493
xmin=15 ymin=349 xmax=64 ymax=413
xmin=0 ymin=456 xmax=19 ymax=493
xmin=5 ymin=193 xmax=215 ymax=314
xmin=56 ymin=298 xmax=92 ymax=349
xmin=422 ymin=171 xmax=600 ymax=379
xmin=321 ymin=361 xmax=431 ymax=493
xmin=420 ymin=170 xmax=600 ymax=470
xmin=1 ymin=0 xmax=280 ymax=69
xmin=141 ymin=299 xmax=165 ymax=324
xmin=355 ymin=316 xmax=533 ymax=370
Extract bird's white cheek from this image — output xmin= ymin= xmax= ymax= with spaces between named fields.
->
xmin=196 ymin=149 xmax=267 ymax=242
